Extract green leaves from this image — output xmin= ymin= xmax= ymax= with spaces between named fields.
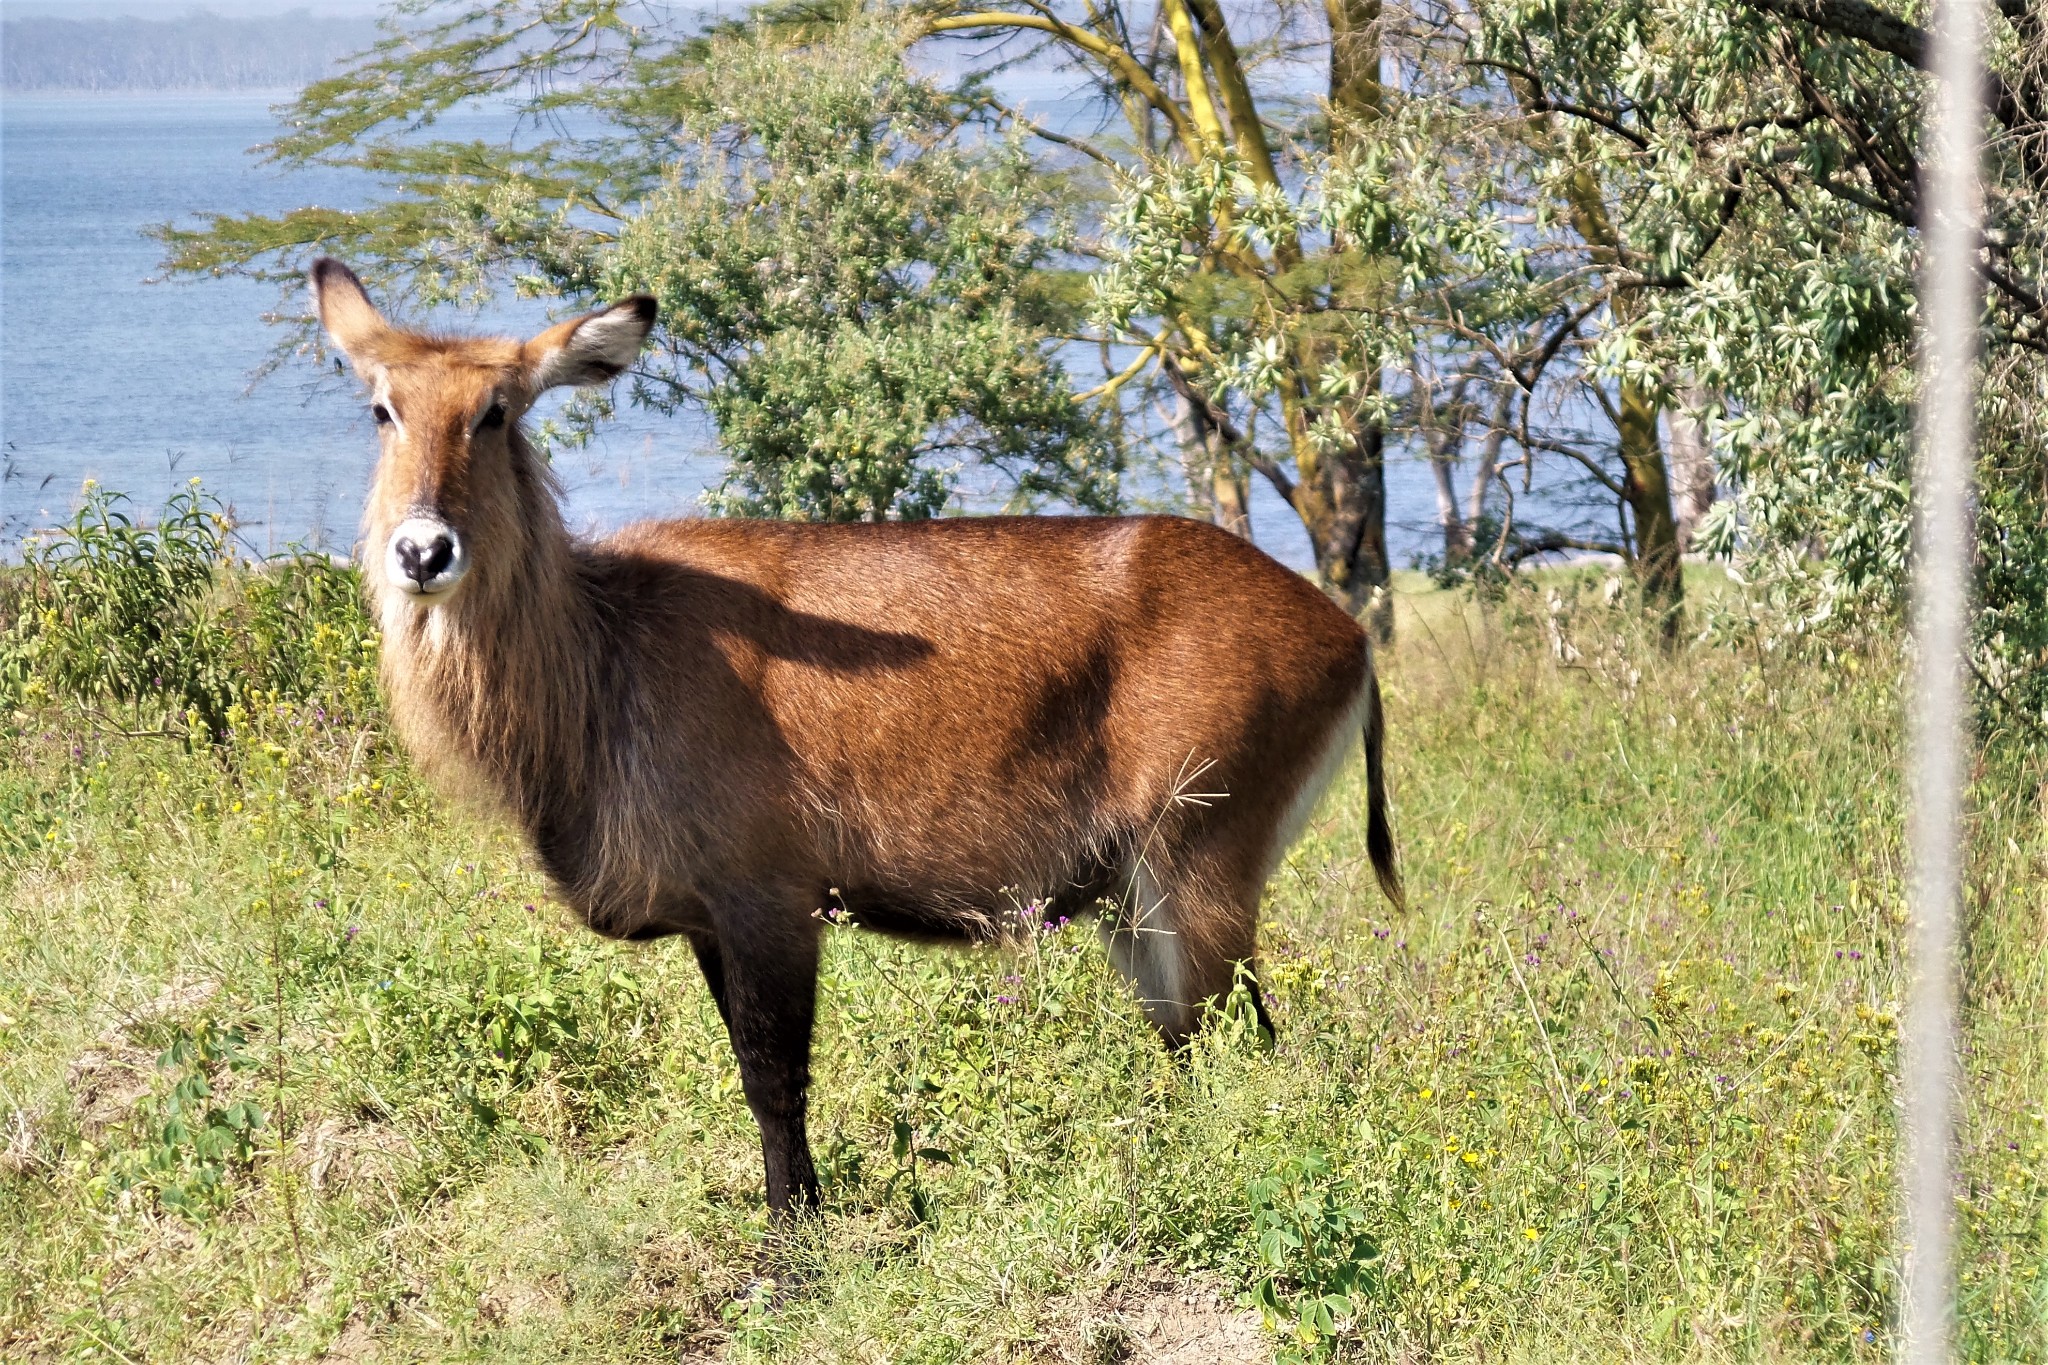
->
xmin=95 ymin=1019 xmax=264 ymax=1219
xmin=267 ymin=1 xmax=650 ymax=169
xmin=617 ymin=27 xmax=1112 ymax=519
xmin=0 ymin=484 xmax=378 ymax=742
xmin=1246 ymin=1151 xmax=1383 ymax=1361
xmin=344 ymin=931 xmax=655 ymax=1124
xmin=158 ymin=6 xmax=1114 ymax=524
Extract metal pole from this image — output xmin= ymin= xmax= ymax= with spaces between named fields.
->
xmin=1904 ymin=0 xmax=1985 ymax=1359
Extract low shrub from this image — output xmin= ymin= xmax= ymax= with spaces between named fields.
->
xmin=0 ymin=482 xmax=377 ymax=739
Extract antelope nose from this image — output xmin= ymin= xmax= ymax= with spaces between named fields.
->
xmin=394 ymin=532 xmax=454 ymax=586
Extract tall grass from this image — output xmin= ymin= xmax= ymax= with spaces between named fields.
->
xmin=0 ymin=491 xmax=2040 ymax=1361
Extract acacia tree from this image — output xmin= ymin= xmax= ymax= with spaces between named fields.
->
xmin=919 ymin=2 xmax=1723 ymax=632
xmin=157 ymin=7 xmax=1114 ymax=523
xmin=1384 ymin=0 xmax=1728 ymax=621
xmin=158 ymin=0 xmax=2048 ymax=703
xmin=1662 ymin=0 xmax=2048 ymax=721
xmin=1056 ymin=2 xmax=1707 ymax=629
xmin=918 ymin=2 xmax=1406 ymax=630
xmin=1435 ymin=0 xmax=2048 ymax=712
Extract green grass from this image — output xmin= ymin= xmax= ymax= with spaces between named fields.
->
xmin=0 ymin=522 xmax=2042 ymax=1362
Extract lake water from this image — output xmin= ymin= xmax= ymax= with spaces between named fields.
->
xmin=1 ymin=93 xmax=720 ymax=556
xmin=1 ymin=91 xmax=1451 ymax=570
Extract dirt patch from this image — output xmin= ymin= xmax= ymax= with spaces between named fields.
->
xmin=67 ymin=977 xmax=222 ymax=1140
xmin=128 ymin=977 xmax=223 ymax=1025
xmin=476 ymin=1274 xmax=565 ymax=1327
xmin=1073 ymin=1270 xmax=1271 ymax=1365
xmin=66 ymin=1042 xmax=158 ymax=1140
xmin=300 ymin=1117 xmax=419 ymax=1200
xmin=315 ymin=1315 xmax=381 ymax=1363
xmin=621 ymin=1230 xmax=724 ymax=1307
xmin=617 ymin=1230 xmax=738 ymax=1360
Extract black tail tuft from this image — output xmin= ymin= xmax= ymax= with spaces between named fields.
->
xmin=1364 ymin=670 xmax=1405 ymax=912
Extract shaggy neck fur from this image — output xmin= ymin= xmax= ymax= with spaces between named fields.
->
xmin=368 ymin=428 xmax=605 ymax=833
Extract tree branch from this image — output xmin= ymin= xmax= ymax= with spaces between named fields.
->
xmin=924 ymin=12 xmax=1203 ymax=153
xmin=1159 ymin=352 xmax=1296 ymax=506
xmin=1732 ymin=0 xmax=1926 ymax=66
xmin=1734 ymin=0 xmax=2041 ymax=171
xmin=1504 ymin=531 xmax=1631 ymax=565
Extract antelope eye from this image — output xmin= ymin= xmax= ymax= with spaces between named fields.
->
xmin=371 ymin=404 xmax=393 ymax=426
xmin=480 ymin=403 xmax=505 ymax=429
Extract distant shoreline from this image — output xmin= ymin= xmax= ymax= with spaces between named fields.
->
xmin=3 ymin=11 xmax=378 ymax=98
xmin=2 ymin=88 xmax=304 ymax=98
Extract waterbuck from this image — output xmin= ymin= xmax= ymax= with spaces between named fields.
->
xmin=310 ymin=257 xmax=1402 ymax=1217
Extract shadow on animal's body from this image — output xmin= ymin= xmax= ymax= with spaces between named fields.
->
xmin=309 ymin=257 xmax=1403 ymax=1219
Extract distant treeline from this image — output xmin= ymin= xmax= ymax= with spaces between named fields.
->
xmin=2 ymin=10 xmax=378 ymax=92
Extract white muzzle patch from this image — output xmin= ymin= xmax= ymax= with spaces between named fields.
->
xmin=385 ymin=516 xmax=468 ymax=599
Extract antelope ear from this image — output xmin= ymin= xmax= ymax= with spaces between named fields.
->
xmin=526 ymin=296 xmax=658 ymax=391
xmin=309 ymin=258 xmax=390 ymax=365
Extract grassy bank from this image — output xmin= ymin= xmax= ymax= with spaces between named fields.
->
xmin=0 ymin=513 xmax=2042 ymax=1361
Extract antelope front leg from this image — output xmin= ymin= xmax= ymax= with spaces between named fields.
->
xmin=708 ymin=909 xmax=823 ymax=1218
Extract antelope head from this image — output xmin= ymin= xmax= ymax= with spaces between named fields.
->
xmin=309 ymin=258 xmax=657 ymax=606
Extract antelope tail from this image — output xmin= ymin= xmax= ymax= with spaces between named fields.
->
xmin=1364 ymin=670 xmax=1405 ymax=911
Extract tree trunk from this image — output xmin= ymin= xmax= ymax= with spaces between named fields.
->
xmin=1322 ymin=0 xmax=1391 ymax=636
xmin=1421 ymin=376 xmax=1474 ymax=564
xmin=1212 ymin=453 xmax=1251 ymax=539
xmin=1172 ymin=388 xmax=1251 ymax=539
xmin=1290 ymin=399 xmax=1391 ymax=633
xmin=1430 ymin=446 xmax=1470 ymax=564
xmin=1508 ymin=104 xmax=1686 ymax=626
xmin=1328 ymin=0 xmax=1381 ymax=118
xmin=1170 ymin=390 xmax=1215 ymax=522
xmin=1618 ymin=377 xmax=1682 ymax=634
xmin=1466 ymin=388 xmax=1512 ymax=538
xmin=1664 ymin=381 xmax=1717 ymax=550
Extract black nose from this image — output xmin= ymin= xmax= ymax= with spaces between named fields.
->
xmin=394 ymin=532 xmax=455 ymax=585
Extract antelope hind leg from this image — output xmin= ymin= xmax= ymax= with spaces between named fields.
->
xmin=1101 ymin=852 xmax=1270 ymax=1049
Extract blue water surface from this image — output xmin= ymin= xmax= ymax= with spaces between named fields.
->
xmin=0 ymin=92 xmax=719 ymax=555
xmin=1 ymin=90 xmax=1461 ymax=571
